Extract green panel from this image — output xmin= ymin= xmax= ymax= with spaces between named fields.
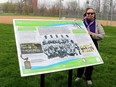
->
xmin=72 ymin=29 xmax=86 ymax=34
xmin=22 ymin=56 xmax=103 ymax=75
xmin=18 ymin=26 xmax=36 ymax=31
xmin=14 ymin=20 xmax=83 ymax=26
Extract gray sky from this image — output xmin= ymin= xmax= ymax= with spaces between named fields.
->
xmin=0 ymin=0 xmax=86 ymax=6
xmin=0 ymin=0 xmax=8 ymax=3
xmin=0 ymin=0 xmax=86 ymax=3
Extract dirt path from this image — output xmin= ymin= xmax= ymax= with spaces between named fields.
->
xmin=0 ymin=16 xmax=116 ymax=26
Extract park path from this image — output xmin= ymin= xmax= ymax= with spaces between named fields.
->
xmin=0 ymin=16 xmax=116 ymax=26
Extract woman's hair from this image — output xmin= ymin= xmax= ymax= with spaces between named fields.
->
xmin=83 ymin=8 xmax=96 ymax=19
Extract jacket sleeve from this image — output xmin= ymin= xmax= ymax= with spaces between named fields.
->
xmin=91 ymin=21 xmax=105 ymax=40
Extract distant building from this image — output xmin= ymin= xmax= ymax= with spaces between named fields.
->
xmin=32 ymin=0 xmax=38 ymax=11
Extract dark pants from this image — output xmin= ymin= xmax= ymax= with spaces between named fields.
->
xmin=77 ymin=37 xmax=97 ymax=80
xmin=77 ymin=66 xmax=93 ymax=80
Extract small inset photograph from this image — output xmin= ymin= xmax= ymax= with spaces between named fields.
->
xmin=79 ymin=43 xmax=95 ymax=54
xmin=20 ymin=43 xmax=43 ymax=54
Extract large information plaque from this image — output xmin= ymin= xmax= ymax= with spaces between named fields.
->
xmin=13 ymin=19 xmax=103 ymax=77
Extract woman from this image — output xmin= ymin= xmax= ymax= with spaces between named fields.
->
xmin=75 ymin=8 xmax=105 ymax=85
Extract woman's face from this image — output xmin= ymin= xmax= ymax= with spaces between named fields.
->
xmin=86 ymin=9 xmax=95 ymax=19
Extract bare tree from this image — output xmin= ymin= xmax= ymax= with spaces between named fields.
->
xmin=90 ymin=0 xmax=101 ymax=19
xmin=113 ymin=0 xmax=116 ymax=13
xmin=15 ymin=0 xmax=24 ymax=14
xmin=66 ymin=1 xmax=78 ymax=18
xmin=2 ymin=2 xmax=15 ymax=13
xmin=102 ymin=0 xmax=110 ymax=19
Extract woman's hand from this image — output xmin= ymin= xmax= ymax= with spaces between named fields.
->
xmin=88 ymin=31 xmax=93 ymax=35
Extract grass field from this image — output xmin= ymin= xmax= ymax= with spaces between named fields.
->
xmin=0 ymin=24 xmax=116 ymax=87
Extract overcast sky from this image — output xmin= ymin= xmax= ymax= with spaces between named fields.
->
xmin=0 ymin=0 xmax=86 ymax=3
xmin=0 ymin=0 xmax=8 ymax=3
xmin=0 ymin=0 xmax=86 ymax=5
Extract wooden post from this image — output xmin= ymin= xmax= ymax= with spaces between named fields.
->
xmin=68 ymin=70 xmax=73 ymax=87
xmin=40 ymin=74 xmax=45 ymax=87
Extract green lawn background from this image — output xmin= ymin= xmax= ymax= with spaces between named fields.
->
xmin=0 ymin=24 xmax=116 ymax=87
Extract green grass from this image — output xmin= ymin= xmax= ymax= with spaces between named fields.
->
xmin=0 ymin=24 xmax=116 ymax=87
